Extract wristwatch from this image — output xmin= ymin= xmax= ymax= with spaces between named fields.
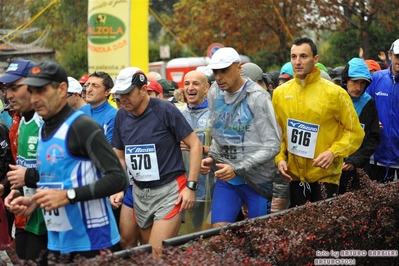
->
xmin=66 ymin=188 xmax=76 ymax=204
xmin=186 ymin=181 xmax=199 ymax=191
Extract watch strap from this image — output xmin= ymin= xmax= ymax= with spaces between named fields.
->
xmin=186 ymin=180 xmax=199 ymax=191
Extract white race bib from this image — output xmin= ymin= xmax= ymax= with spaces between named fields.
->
xmin=125 ymin=144 xmax=160 ymax=182
xmin=23 ymin=186 xmax=36 ymax=197
xmin=36 ymin=182 xmax=73 ymax=232
xmin=287 ymin=118 xmax=319 ymax=159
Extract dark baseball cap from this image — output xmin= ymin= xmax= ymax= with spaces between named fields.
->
xmin=19 ymin=61 xmax=68 ymax=87
xmin=0 ymin=60 xmax=36 ymax=84
xmin=157 ymin=79 xmax=175 ymax=97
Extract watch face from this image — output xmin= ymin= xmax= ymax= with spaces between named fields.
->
xmin=67 ymin=189 xmax=76 ymax=199
xmin=187 ymin=181 xmax=199 ymax=190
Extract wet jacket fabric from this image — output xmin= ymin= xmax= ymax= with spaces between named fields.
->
xmin=208 ymin=79 xmax=281 ymax=200
xmin=272 ymin=67 xmax=365 ymax=185
xmin=366 ymin=68 xmax=399 ymax=165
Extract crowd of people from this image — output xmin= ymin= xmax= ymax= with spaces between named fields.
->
xmin=0 ymin=36 xmax=398 ymax=264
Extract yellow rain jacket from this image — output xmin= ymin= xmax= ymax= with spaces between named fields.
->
xmin=272 ymin=67 xmax=364 ymax=185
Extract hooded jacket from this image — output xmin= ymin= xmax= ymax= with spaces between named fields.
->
xmin=207 ymin=79 xmax=281 ymax=200
xmin=366 ymin=67 xmax=399 ymax=165
xmin=272 ymin=67 xmax=365 ymax=185
xmin=341 ymin=58 xmax=380 ymax=169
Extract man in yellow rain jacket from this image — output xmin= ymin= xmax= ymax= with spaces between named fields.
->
xmin=272 ymin=37 xmax=364 ymax=207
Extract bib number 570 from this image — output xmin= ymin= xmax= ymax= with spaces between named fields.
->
xmin=130 ymin=154 xmax=151 ymax=170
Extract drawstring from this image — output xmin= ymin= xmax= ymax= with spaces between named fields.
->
xmin=299 ymin=182 xmax=311 ymax=197
xmin=383 ymin=166 xmax=389 ymax=181
xmin=141 ymin=188 xmax=150 ymax=199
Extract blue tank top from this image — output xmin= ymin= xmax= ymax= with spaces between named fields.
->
xmin=36 ymin=111 xmax=120 ymax=254
xmin=212 ymin=84 xmax=254 ymax=185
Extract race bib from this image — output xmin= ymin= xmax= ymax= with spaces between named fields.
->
xmin=36 ymin=182 xmax=73 ymax=232
xmin=125 ymin=144 xmax=160 ymax=182
xmin=23 ymin=186 xmax=36 ymax=197
xmin=221 ymin=135 xmax=242 ymax=160
xmin=287 ymin=118 xmax=319 ymax=159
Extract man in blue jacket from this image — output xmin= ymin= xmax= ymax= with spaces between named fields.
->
xmin=79 ymin=71 xmax=117 ymax=143
xmin=366 ymin=39 xmax=399 ymax=182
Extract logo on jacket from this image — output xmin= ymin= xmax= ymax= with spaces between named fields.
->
xmin=375 ymin=91 xmax=389 ymax=97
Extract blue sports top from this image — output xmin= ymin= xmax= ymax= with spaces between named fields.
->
xmin=180 ymin=99 xmax=213 ymax=200
xmin=79 ymin=100 xmax=117 ymax=143
xmin=37 ymin=111 xmax=120 ymax=254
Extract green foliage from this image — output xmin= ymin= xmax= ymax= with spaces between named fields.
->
xmin=0 ymin=0 xmax=27 ymax=29
xmin=323 ymin=23 xmax=397 ymax=67
xmin=26 ymin=0 xmax=88 ymax=77
xmin=2 ymin=0 xmax=399 ymax=75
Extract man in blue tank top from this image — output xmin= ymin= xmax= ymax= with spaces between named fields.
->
xmin=6 ymin=61 xmax=128 ymax=264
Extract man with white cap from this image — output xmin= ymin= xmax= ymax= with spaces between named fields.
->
xmin=366 ymin=39 xmax=399 ymax=182
xmin=78 ymin=74 xmax=89 ymax=102
xmin=200 ymin=47 xmax=281 ymax=228
xmin=66 ymin=77 xmax=86 ymax=109
xmin=110 ymin=67 xmax=202 ymax=256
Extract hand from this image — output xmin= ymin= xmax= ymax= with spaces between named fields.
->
xmin=378 ymin=51 xmax=386 ymax=62
xmin=342 ymin=162 xmax=355 ymax=171
xmin=110 ymin=191 xmax=124 ymax=209
xmin=175 ymin=187 xmax=195 ymax=212
xmin=31 ymin=189 xmax=69 ymax=211
xmin=4 ymin=189 xmax=22 ymax=209
xmin=277 ymin=160 xmax=292 ymax=182
xmin=359 ymin=47 xmax=364 ymax=59
xmin=180 ymin=141 xmax=190 ymax=152
xmin=214 ymin=163 xmax=236 ymax=182
xmin=201 ymin=157 xmax=214 ymax=175
xmin=7 ymin=196 xmax=37 ymax=217
xmin=312 ymin=150 xmax=334 ymax=169
xmin=379 ymin=121 xmax=383 ymax=130
xmin=7 ymin=164 xmax=27 ymax=189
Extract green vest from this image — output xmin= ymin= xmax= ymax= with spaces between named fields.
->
xmin=18 ymin=113 xmax=46 ymax=235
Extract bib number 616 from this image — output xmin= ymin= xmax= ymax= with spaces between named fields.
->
xmin=291 ymin=129 xmax=311 ymax=147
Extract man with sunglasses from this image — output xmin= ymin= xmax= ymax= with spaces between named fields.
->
xmin=66 ymin=77 xmax=86 ymax=110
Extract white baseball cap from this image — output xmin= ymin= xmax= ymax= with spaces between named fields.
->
xmin=110 ymin=67 xmax=147 ymax=94
xmin=67 ymin=77 xmax=82 ymax=94
xmin=207 ymin=47 xmax=241 ymax=70
xmin=389 ymin=39 xmax=399 ymax=55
